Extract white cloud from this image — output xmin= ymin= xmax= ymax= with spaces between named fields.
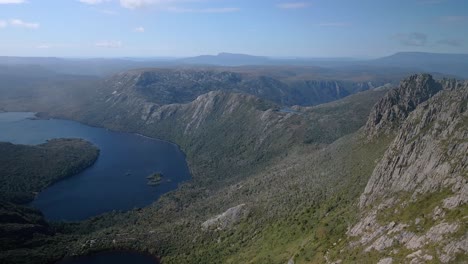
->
xmin=78 ymin=0 xmax=111 ymax=5
xmin=9 ymin=19 xmax=39 ymax=29
xmin=120 ymin=0 xmax=161 ymax=9
xmin=167 ymin=7 xmax=240 ymax=13
xmin=0 ymin=0 xmax=26 ymax=4
xmin=120 ymin=0 xmax=198 ymax=9
xmin=134 ymin=26 xmax=145 ymax=32
xmin=0 ymin=20 xmax=6 ymax=28
xmin=118 ymin=0 xmax=240 ymax=13
xmin=95 ymin=40 xmax=122 ymax=48
xmin=277 ymin=2 xmax=309 ymax=9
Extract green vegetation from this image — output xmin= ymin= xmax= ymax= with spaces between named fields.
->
xmin=0 ymin=139 xmax=99 ymax=264
xmin=0 ymin=82 xmax=390 ymax=263
xmin=376 ymin=189 xmax=453 ymax=233
xmin=0 ymin=139 xmax=100 ymax=204
xmin=303 ymin=88 xmax=388 ymax=144
xmin=1 ymin=69 xmax=464 ymax=264
xmin=147 ymin=172 xmax=163 ymax=186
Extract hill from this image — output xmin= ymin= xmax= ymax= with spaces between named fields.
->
xmin=2 ymin=52 xmax=466 ymax=78
xmin=370 ymin=52 xmax=468 ymax=78
xmin=55 ymin=74 xmax=465 ymax=264
xmin=0 ymin=139 xmax=99 ymax=263
xmin=0 ymin=69 xmax=465 ymax=263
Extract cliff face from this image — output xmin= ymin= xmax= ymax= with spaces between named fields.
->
xmin=342 ymin=75 xmax=467 ymax=263
xmin=365 ymin=74 xmax=443 ymax=139
xmin=102 ymin=68 xmax=382 ymax=107
xmin=86 ymin=84 xmax=307 ymax=184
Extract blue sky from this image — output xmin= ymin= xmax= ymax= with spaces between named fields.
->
xmin=0 ymin=0 xmax=467 ymax=58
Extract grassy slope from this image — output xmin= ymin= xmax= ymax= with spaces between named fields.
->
xmin=0 ymin=71 xmax=389 ymax=263
xmin=37 ymin=89 xmax=388 ymax=263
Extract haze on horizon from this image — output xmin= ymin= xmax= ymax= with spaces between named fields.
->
xmin=0 ymin=0 xmax=467 ymax=58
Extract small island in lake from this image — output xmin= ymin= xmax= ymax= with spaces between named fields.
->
xmin=147 ymin=172 xmax=163 ymax=186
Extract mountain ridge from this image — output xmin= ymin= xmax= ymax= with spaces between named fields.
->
xmin=331 ymin=75 xmax=468 ymax=264
xmin=0 ymin=69 xmax=466 ymax=263
xmin=2 ymin=51 xmax=467 ymax=78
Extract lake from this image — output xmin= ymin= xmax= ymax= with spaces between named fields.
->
xmin=0 ymin=112 xmax=191 ymax=221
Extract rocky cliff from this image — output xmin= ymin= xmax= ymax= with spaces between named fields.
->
xmin=102 ymin=68 xmax=382 ymax=107
xmin=365 ymin=74 xmax=443 ymax=139
xmin=339 ymin=75 xmax=467 ymax=263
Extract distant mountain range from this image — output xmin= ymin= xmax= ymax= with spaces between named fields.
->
xmin=178 ymin=52 xmax=271 ymax=66
xmin=1 ymin=52 xmax=467 ymax=78
xmin=369 ymin=52 xmax=468 ymax=79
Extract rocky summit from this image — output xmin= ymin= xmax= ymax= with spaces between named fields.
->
xmin=365 ymin=74 xmax=443 ymax=139
xmin=339 ymin=75 xmax=468 ymax=264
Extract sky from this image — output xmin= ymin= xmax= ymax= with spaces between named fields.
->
xmin=0 ymin=0 xmax=467 ymax=58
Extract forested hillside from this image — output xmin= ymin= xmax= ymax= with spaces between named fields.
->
xmin=0 ymin=72 xmax=466 ymax=264
xmin=0 ymin=139 xmax=99 ymax=263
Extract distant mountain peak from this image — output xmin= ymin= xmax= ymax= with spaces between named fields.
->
xmin=179 ymin=52 xmax=270 ymax=66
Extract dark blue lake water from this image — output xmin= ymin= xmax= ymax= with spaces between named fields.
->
xmin=0 ymin=112 xmax=191 ymax=221
xmin=58 ymin=251 xmax=158 ymax=264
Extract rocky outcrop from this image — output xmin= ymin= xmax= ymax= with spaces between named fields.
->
xmin=104 ymin=68 xmax=384 ymax=107
xmin=365 ymin=74 xmax=442 ymax=139
xmin=201 ymin=204 xmax=247 ymax=231
xmin=345 ymin=75 xmax=468 ymax=263
xmin=360 ymin=77 xmax=467 ymax=207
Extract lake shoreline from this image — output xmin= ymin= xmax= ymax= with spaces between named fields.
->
xmin=0 ymin=111 xmax=192 ymax=221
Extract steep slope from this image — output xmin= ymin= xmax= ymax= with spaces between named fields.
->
xmin=0 ymin=76 xmax=389 ymax=264
xmin=0 ymin=139 xmax=99 ymax=263
xmin=331 ymin=75 xmax=467 ymax=263
xmin=365 ymin=74 xmax=442 ymax=139
xmin=58 ymin=76 xmax=388 ymax=186
xmin=98 ymin=68 xmax=384 ymax=107
xmin=48 ymin=89 xmax=390 ymax=264
xmin=9 ymin=68 xmax=461 ymax=264
xmin=0 ymin=139 xmax=99 ymax=204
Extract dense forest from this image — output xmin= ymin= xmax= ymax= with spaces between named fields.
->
xmin=0 ymin=139 xmax=99 ymax=262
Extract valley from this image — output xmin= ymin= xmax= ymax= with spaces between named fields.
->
xmin=0 ymin=60 xmax=466 ymax=264
xmin=1 ymin=1 xmax=467 ymax=262
xmin=0 ymin=112 xmax=191 ymax=221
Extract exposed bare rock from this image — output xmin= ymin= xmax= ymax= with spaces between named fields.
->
xmin=365 ymin=74 xmax=442 ymax=139
xmin=440 ymin=233 xmax=468 ymax=263
xmin=377 ymin=257 xmax=393 ymax=264
xmin=103 ymin=68 xmax=382 ymax=107
xmin=406 ymin=250 xmax=433 ymax=263
xmin=342 ymin=75 xmax=468 ymax=263
xmin=360 ymin=77 xmax=468 ymax=207
xmin=365 ymin=235 xmax=394 ymax=252
xmin=405 ymin=222 xmax=459 ymax=250
xmin=442 ymin=183 xmax=468 ymax=209
xmin=201 ymin=204 xmax=247 ymax=231
xmin=432 ymin=206 xmax=445 ymax=220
